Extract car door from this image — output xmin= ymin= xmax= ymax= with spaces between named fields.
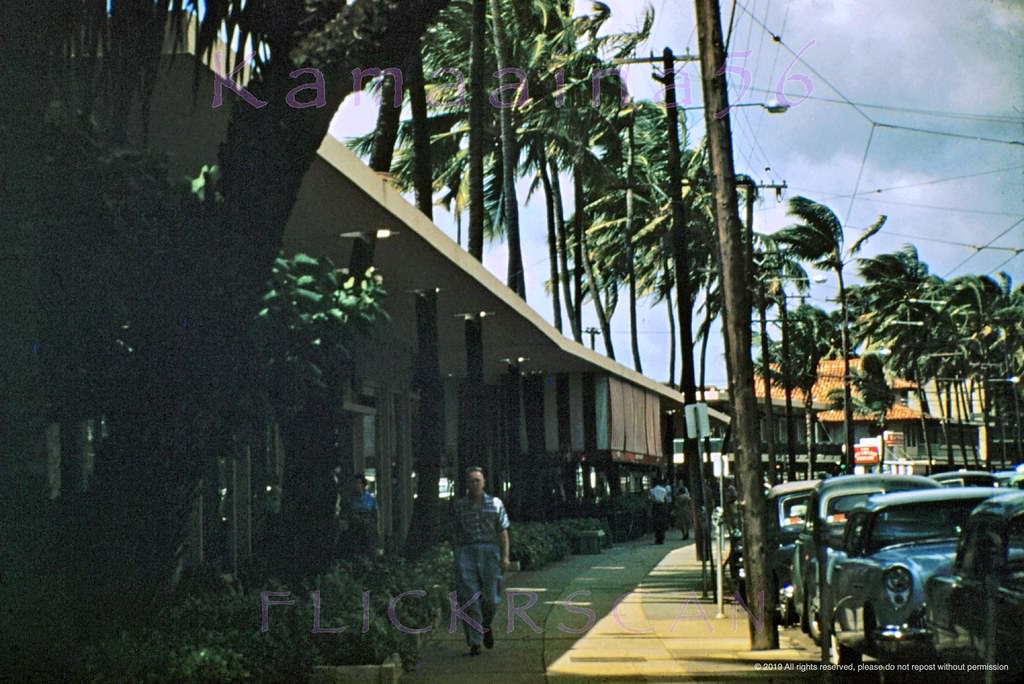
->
xmin=950 ymin=517 xmax=1001 ymax=659
xmin=832 ymin=511 xmax=871 ymax=644
xmin=993 ymin=512 xmax=1024 ymax=664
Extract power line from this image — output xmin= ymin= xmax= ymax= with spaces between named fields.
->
xmin=987 ymin=250 xmax=1024 ymax=275
xmin=811 ymin=165 xmax=1024 ymax=199
xmin=745 ymin=86 xmax=1024 ymax=125
xmin=852 ymin=197 xmax=1024 ymax=218
xmin=843 ymin=123 xmax=876 ymax=226
xmin=943 ymin=216 xmax=1024 ymax=277
xmin=875 ymin=122 xmax=1023 ymax=147
xmin=874 ymin=229 xmax=1024 ymax=253
xmin=736 ymin=1 xmax=875 ymax=123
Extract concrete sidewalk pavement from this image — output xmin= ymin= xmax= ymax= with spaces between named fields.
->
xmin=401 ymin=534 xmax=821 ymax=683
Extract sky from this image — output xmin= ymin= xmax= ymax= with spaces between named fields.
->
xmin=328 ymin=0 xmax=1024 ymax=387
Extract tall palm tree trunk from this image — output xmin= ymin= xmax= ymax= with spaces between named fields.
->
xmin=350 ymin=72 xmax=402 ymax=276
xmin=549 ymin=159 xmax=579 ymax=341
xmin=953 ymin=380 xmax=975 ymax=466
xmin=759 ymin=291 xmax=777 ymax=485
xmin=941 ymin=380 xmax=954 ymax=465
xmin=467 ymin=0 xmax=487 ymax=261
xmin=779 ymin=295 xmax=797 ymax=479
xmin=409 ymin=35 xmax=433 ymax=220
xmin=665 ymin=246 xmax=678 ymax=388
xmin=538 ymin=148 xmax=562 ymax=332
xmin=804 ymin=395 xmax=816 ymax=478
xmin=574 ymin=166 xmax=614 ymax=358
xmin=488 ymin=0 xmax=525 ymax=298
xmin=625 ymin=119 xmax=641 ymax=372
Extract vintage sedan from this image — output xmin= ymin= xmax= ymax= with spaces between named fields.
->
xmin=791 ymin=474 xmax=940 ymax=643
xmin=925 ymin=491 xmax=1024 ymax=680
xmin=725 ymin=479 xmax=818 ymax=617
xmin=828 ymin=487 xmax=1000 ymax=664
xmin=767 ymin=480 xmax=819 ymax=624
xmin=930 ymin=470 xmax=998 ymax=488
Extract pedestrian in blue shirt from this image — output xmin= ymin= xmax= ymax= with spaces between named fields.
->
xmin=335 ymin=472 xmax=379 ymax=555
xmin=451 ymin=466 xmax=510 ymax=656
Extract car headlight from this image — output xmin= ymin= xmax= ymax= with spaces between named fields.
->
xmin=884 ymin=566 xmax=912 ymax=593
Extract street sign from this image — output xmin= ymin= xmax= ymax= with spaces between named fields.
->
xmin=883 ymin=431 xmax=905 ymax=447
xmin=684 ymin=403 xmax=711 ymax=439
xmin=854 ymin=445 xmax=880 ymax=465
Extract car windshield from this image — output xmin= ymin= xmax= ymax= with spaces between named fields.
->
xmin=868 ymin=499 xmax=983 ymax=552
xmin=825 ymin=491 xmax=882 ymax=526
xmin=779 ymin=493 xmax=811 ymax=527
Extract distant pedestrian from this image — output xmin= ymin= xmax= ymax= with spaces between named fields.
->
xmin=673 ymin=484 xmax=692 ymax=540
xmin=649 ymin=478 xmax=672 ymax=544
xmin=335 ymin=471 xmax=379 ymax=555
xmin=451 ymin=466 xmax=510 ymax=656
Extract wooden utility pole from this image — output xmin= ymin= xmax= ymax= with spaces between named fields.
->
xmin=693 ymin=0 xmax=777 ymax=649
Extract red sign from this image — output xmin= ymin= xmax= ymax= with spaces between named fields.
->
xmin=854 ymin=445 xmax=880 ymax=465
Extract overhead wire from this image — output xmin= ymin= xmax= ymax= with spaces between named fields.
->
xmin=986 ymin=250 xmax=1024 ymax=275
xmin=744 ymin=86 xmax=1024 ymax=125
xmin=943 ymin=216 xmax=1024 ymax=278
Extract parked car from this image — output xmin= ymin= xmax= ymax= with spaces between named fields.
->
xmin=792 ymin=474 xmax=941 ymax=643
xmin=725 ymin=479 xmax=819 ymax=615
xmin=925 ymin=491 xmax=1024 ymax=680
xmin=931 ymin=470 xmax=998 ymax=488
xmin=994 ymin=471 xmax=1024 ymax=489
xmin=828 ymin=487 xmax=1001 ymax=664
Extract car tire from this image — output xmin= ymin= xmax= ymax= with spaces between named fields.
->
xmin=808 ymin=594 xmax=822 ymax=645
xmin=830 ymin=630 xmax=862 ymax=666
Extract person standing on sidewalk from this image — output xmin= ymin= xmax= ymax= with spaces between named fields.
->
xmin=451 ymin=466 xmax=510 ymax=656
xmin=649 ymin=478 xmax=672 ymax=544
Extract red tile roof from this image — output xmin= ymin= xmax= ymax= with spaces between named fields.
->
xmin=754 ymin=357 xmax=932 ymax=423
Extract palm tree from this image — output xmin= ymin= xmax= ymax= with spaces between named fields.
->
xmin=754 ymin=235 xmax=810 ymax=480
xmin=850 ymin=246 xmax=946 ymax=463
xmin=5 ymin=1 xmax=451 ymax=667
xmin=773 ymin=197 xmax=886 ymax=466
xmin=784 ymin=304 xmax=837 ymax=476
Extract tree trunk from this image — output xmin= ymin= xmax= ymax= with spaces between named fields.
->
xmin=574 ymin=165 xmax=614 ymax=359
xmin=953 ymin=380 xmax=974 ymax=467
xmin=699 ymin=293 xmax=713 ymax=400
xmin=693 ymin=4 xmax=777 ymax=649
xmin=942 ymin=380 xmax=954 ymax=465
xmin=467 ymin=0 xmax=487 ymax=261
xmin=915 ymin=365 xmax=933 ymax=469
xmin=406 ymin=291 xmax=444 ymax=558
xmin=350 ymin=71 xmax=403 ymax=277
xmin=805 ymin=396 xmax=817 ymax=478
xmin=662 ymin=49 xmax=705 ymax=557
xmin=665 ymin=249 xmax=678 ymax=389
xmin=549 ymin=158 xmax=579 ymax=341
xmin=409 ymin=34 xmax=433 ymax=220
xmin=836 ymin=266 xmax=854 ymax=471
xmin=758 ymin=290 xmax=777 ymax=485
xmin=538 ymin=147 xmax=562 ymax=333
xmin=779 ymin=295 xmax=797 ymax=479
xmin=489 ymin=0 xmax=525 ymax=298
xmin=625 ymin=118 xmax=642 ymax=373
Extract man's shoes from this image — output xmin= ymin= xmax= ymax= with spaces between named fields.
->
xmin=483 ymin=627 xmax=494 ymax=649
xmin=469 ymin=644 xmax=481 ymax=656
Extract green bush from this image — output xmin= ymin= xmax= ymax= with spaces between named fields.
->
xmin=81 ymin=547 xmax=454 ymax=682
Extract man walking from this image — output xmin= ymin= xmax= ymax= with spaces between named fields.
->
xmin=451 ymin=466 xmax=511 ymax=656
xmin=649 ymin=478 xmax=672 ymax=544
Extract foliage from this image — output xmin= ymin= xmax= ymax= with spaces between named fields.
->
xmin=509 ymin=520 xmax=573 ymax=570
xmin=257 ymin=252 xmax=388 ymax=413
xmin=81 ymin=547 xmax=453 ymax=682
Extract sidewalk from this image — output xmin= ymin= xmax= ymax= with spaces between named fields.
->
xmin=401 ymin=534 xmax=821 ymax=683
